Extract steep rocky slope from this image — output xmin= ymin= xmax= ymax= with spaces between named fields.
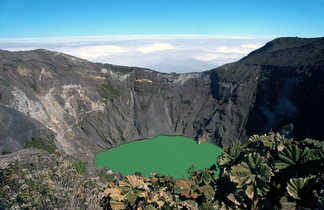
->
xmin=0 ymin=37 xmax=323 ymax=165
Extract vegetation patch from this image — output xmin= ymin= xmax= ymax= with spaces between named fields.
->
xmin=30 ymin=81 xmax=38 ymax=92
xmin=100 ymin=170 xmax=218 ymax=209
xmin=72 ymin=160 xmax=88 ymax=176
xmin=99 ymin=83 xmax=120 ymax=102
xmin=24 ymin=135 xmax=57 ymax=154
xmin=181 ymin=100 xmax=192 ymax=105
xmin=0 ymin=154 xmax=103 ymax=209
xmin=1 ymin=150 xmax=11 ymax=155
xmin=2 ymin=133 xmax=323 ymax=209
xmin=99 ymin=171 xmax=115 ymax=182
xmin=139 ymin=102 xmax=150 ymax=112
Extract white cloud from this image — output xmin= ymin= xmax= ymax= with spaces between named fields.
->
xmin=241 ymin=44 xmax=263 ymax=49
xmin=136 ymin=43 xmax=175 ymax=53
xmin=195 ymin=43 xmax=263 ymax=62
xmin=64 ymin=45 xmax=128 ymax=59
xmin=0 ymin=35 xmax=271 ymax=73
xmin=215 ymin=46 xmax=251 ymax=54
xmin=194 ymin=53 xmax=242 ymax=62
xmin=2 ymin=47 xmax=35 ymax=51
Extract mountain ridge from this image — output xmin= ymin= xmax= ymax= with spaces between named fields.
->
xmin=0 ymin=37 xmax=324 ymax=167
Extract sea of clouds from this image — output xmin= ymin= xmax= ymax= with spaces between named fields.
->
xmin=0 ymin=35 xmax=272 ymax=73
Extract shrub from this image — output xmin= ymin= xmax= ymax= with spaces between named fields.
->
xmin=72 ymin=160 xmax=88 ymax=176
xmin=0 ymin=154 xmax=103 ymax=209
xmin=99 ymin=83 xmax=120 ymax=102
xmin=24 ymin=135 xmax=57 ymax=154
xmin=3 ymin=132 xmax=323 ymax=209
xmin=99 ymin=170 xmax=115 ymax=182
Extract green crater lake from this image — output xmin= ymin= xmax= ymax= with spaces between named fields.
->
xmin=96 ymin=136 xmax=223 ymax=178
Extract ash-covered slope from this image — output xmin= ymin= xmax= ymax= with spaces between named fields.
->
xmin=0 ymin=49 xmax=218 ymax=162
xmin=0 ymin=37 xmax=323 ymax=165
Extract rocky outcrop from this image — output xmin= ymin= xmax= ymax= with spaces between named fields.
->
xmin=0 ymin=105 xmax=53 ymax=153
xmin=241 ymin=37 xmax=324 ymax=140
xmin=0 ymin=148 xmax=51 ymax=169
xmin=0 ymin=37 xmax=323 ymax=165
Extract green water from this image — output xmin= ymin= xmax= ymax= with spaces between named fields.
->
xmin=96 ymin=136 xmax=223 ymax=178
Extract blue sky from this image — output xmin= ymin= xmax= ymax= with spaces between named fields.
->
xmin=1 ymin=0 xmax=323 ymax=38
xmin=0 ymin=0 xmax=323 ymax=72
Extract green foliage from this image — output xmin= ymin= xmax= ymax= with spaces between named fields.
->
xmin=301 ymin=138 xmax=324 ymax=149
xmin=199 ymin=202 xmax=215 ymax=210
xmin=105 ymin=64 xmax=134 ymax=74
xmin=286 ymin=177 xmax=311 ymax=200
xmin=99 ymin=171 xmax=115 ymax=182
xmin=181 ymin=100 xmax=192 ymax=105
xmin=279 ymin=195 xmax=297 ymax=210
xmin=216 ymin=132 xmax=324 ymax=209
xmin=219 ymin=140 xmax=243 ymax=171
xmin=99 ymin=83 xmax=120 ymax=102
xmin=72 ymin=160 xmax=88 ymax=176
xmin=275 ymin=144 xmax=309 ymax=170
xmin=230 ymin=152 xmax=273 ymax=200
xmin=187 ymin=164 xmax=196 ymax=178
xmin=24 ymin=135 xmax=57 ymax=154
xmin=100 ymin=170 xmax=219 ymax=209
xmin=1 ymin=150 xmax=11 ymax=155
xmin=30 ymin=81 xmax=38 ymax=92
xmin=140 ymin=102 xmax=150 ymax=112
